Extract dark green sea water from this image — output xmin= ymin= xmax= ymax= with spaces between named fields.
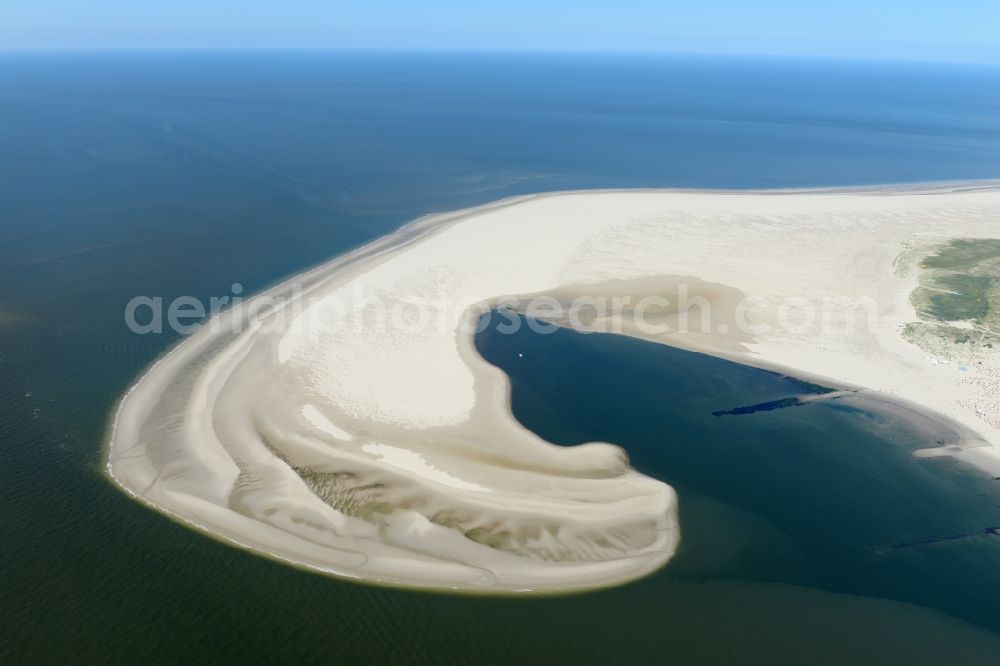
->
xmin=2 ymin=52 xmax=1000 ymax=664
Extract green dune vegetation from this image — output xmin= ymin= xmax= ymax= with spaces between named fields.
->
xmin=905 ymin=239 xmax=1000 ymax=357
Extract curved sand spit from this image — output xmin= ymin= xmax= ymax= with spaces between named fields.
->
xmin=107 ymin=186 xmax=1000 ymax=592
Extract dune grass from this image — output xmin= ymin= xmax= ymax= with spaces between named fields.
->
xmin=906 ymin=239 xmax=1000 ymax=355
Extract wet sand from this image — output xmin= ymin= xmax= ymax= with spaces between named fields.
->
xmin=107 ymin=185 xmax=1000 ymax=591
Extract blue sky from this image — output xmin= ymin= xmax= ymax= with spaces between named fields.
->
xmin=2 ymin=0 xmax=999 ymax=63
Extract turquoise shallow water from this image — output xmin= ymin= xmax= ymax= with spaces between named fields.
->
xmin=2 ymin=52 xmax=1000 ymax=663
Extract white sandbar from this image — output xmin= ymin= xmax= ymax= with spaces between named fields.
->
xmin=107 ymin=185 xmax=1000 ymax=592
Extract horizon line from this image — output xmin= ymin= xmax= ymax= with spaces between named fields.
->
xmin=0 ymin=46 xmax=999 ymax=68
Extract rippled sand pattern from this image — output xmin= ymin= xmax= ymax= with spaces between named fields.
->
xmin=107 ymin=187 xmax=1000 ymax=591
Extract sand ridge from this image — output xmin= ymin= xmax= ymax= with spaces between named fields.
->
xmin=107 ymin=185 xmax=1000 ymax=591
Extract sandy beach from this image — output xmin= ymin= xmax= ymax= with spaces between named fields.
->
xmin=107 ymin=185 xmax=1000 ymax=592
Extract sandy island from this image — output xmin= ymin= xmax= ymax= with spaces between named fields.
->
xmin=107 ymin=185 xmax=1000 ymax=592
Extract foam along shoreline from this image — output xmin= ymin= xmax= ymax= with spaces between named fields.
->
xmin=107 ymin=185 xmax=1000 ymax=592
